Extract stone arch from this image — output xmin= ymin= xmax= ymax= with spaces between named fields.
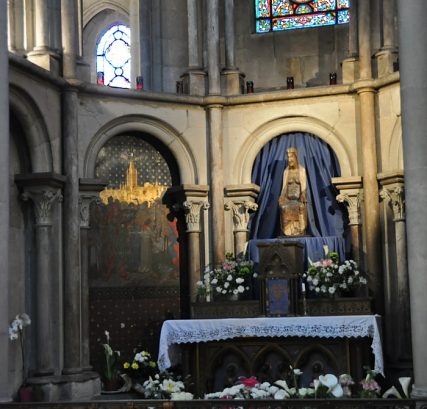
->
xmin=84 ymin=115 xmax=197 ymax=184
xmin=9 ymin=85 xmax=53 ymax=172
xmin=387 ymin=116 xmax=404 ymax=171
xmin=83 ymin=1 xmax=129 ymax=27
xmin=236 ymin=116 xmax=354 ymax=184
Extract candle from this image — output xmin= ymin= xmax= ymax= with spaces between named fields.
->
xmin=302 ymin=282 xmax=306 ymax=293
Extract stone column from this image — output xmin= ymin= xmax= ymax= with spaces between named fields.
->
xmin=78 ymin=180 xmax=106 ymax=371
xmin=225 ymin=201 xmax=258 ymax=256
xmin=140 ymin=0 xmax=152 ymax=91
xmin=183 ymin=200 xmax=210 ymax=302
xmin=376 ymin=0 xmax=398 ymax=77
xmin=356 ymin=0 xmax=382 ymax=311
xmin=397 ymin=0 xmax=427 ymax=397
xmin=379 ymin=176 xmax=411 ymax=367
xmin=62 ymin=88 xmax=82 ymax=374
xmin=0 ymin=0 xmax=10 ymax=399
xmin=207 ymin=105 xmax=225 ymax=265
xmin=27 ymin=0 xmax=59 ymax=72
xmin=207 ymin=0 xmax=220 ymax=95
xmin=342 ymin=0 xmax=359 ymax=83
xmin=181 ymin=0 xmax=206 ymax=96
xmin=61 ymin=0 xmax=78 ymax=79
xmin=221 ymin=0 xmax=243 ymax=95
xmin=130 ymin=0 xmax=142 ymax=89
xmin=21 ymin=187 xmax=62 ymax=376
xmin=332 ymin=177 xmax=363 ymax=265
xmin=7 ymin=0 xmax=25 ymax=54
xmin=224 ymin=184 xmax=260 ymax=256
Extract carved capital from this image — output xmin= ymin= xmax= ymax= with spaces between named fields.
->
xmin=224 ymin=200 xmax=258 ymax=232
xmin=182 ymin=200 xmax=210 ymax=232
xmin=21 ymin=189 xmax=62 ymax=226
xmin=79 ymin=194 xmax=101 ymax=228
xmin=380 ymin=186 xmax=405 ymax=221
xmin=336 ymin=192 xmax=363 ymax=225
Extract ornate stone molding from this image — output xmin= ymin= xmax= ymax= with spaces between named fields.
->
xmin=79 ymin=195 xmax=100 ymax=228
xmin=336 ymin=192 xmax=363 ymax=225
xmin=21 ymin=189 xmax=62 ymax=226
xmin=224 ymin=200 xmax=258 ymax=232
xmin=380 ymin=186 xmax=405 ymax=222
xmin=78 ymin=178 xmax=108 ymax=228
xmin=182 ymin=200 xmax=210 ymax=233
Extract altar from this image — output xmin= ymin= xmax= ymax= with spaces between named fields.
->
xmin=158 ymin=315 xmax=383 ymax=396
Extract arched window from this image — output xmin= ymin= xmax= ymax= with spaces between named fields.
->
xmin=255 ymin=0 xmax=350 ymax=33
xmin=96 ymin=24 xmax=131 ymax=88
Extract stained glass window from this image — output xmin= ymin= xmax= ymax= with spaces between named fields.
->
xmin=96 ymin=24 xmax=131 ymax=88
xmin=255 ymin=0 xmax=350 ymax=33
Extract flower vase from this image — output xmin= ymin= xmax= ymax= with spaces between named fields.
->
xmin=103 ymin=379 xmax=121 ymax=392
xmin=18 ymin=385 xmax=33 ymax=402
xmin=227 ymin=293 xmax=239 ymax=301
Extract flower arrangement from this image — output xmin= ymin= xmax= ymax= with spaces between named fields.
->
xmin=142 ymin=372 xmax=193 ymax=400
xmin=360 ymin=368 xmax=381 ymax=398
xmin=197 ymin=253 xmax=256 ymax=299
xmin=122 ymin=349 xmax=157 ymax=384
xmin=303 ymin=246 xmax=367 ymax=296
xmin=100 ymin=330 xmax=121 ymax=389
xmin=9 ymin=313 xmax=31 ymax=389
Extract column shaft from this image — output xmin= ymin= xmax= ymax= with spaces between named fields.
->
xmin=207 ymin=0 xmax=220 ymax=95
xmin=187 ymin=0 xmax=200 ymax=68
xmin=207 ymin=106 xmax=225 ymax=265
xmin=188 ymin=231 xmax=201 ymax=302
xmin=358 ymin=0 xmax=371 ymax=80
xmin=234 ymin=231 xmax=247 ymax=256
xmin=80 ymin=227 xmax=91 ymax=370
xmin=348 ymin=0 xmax=358 ymax=56
xmin=61 ymin=0 xmax=78 ymax=79
xmin=130 ymin=0 xmax=142 ymax=88
xmin=33 ymin=0 xmax=49 ymax=50
xmin=358 ymin=88 xmax=381 ymax=308
xmin=394 ymin=219 xmax=411 ymax=360
xmin=34 ymin=225 xmax=55 ymax=375
xmin=224 ymin=0 xmax=235 ymax=69
xmin=397 ymin=0 xmax=427 ymax=396
xmin=140 ymin=0 xmax=152 ymax=91
xmin=0 ymin=0 xmax=10 ymax=400
xmin=62 ymin=89 xmax=82 ymax=374
xmin=383 ymin=0 xmax=396 ymax=50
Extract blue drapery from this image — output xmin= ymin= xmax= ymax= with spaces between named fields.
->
xmin=248 ymin=132 xmax=349 ymax=259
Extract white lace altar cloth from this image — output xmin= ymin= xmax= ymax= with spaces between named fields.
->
xmin=158 ymin=315 xmax=383 ymax=374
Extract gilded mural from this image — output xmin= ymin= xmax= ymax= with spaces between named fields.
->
xmin=88 ymin=135 xmax=179 ymax=287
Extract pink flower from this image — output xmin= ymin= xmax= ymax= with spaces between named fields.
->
xmin=238 ymin=376 xmax=259 ymax=388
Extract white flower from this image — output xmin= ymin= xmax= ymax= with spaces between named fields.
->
xmin=293 ymin=368 xmax=303 ymax=375
xmin=328 ymin=286 xmax=336 ymax=294
xmin=315 ymin=287 xmax=320 ymax=293
xmin=211 ymin=278 xmax=218 ymax=285
xmin=312 ymin=278 xmax=319 ymax=286
xmin=224 ymin=282 xmax=230 ymax=288
xmin=120 ymin=322 xmax=125 ymax=328
xmin=237 ymin=285 xmax=245 ymax=293
xmin=171 ymin=392 xmax=193 ymax=400
xmin=105 ymin=330 xmax=110 ymax=342
xmin=274 ymin=389 xmax=289 ymax=399
xmin=196 ymin=280 xmax=203 ymax=287
xmin=298 ymin=387 xmax=308 ymax=397
xmin=233 ymin=289 xmax=238 ymax=295
xmin=227 ymin=274 xmax=233 ymax=281
xmin=8 ymin=328 xmax=18 ymax=340
xmin=236 ymin=277 xmax=244 ymax=284
xmin=253 ymin=273 xmax=258 ymax=278
xmin=222 ymin=290 xmax=227 ymax=294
